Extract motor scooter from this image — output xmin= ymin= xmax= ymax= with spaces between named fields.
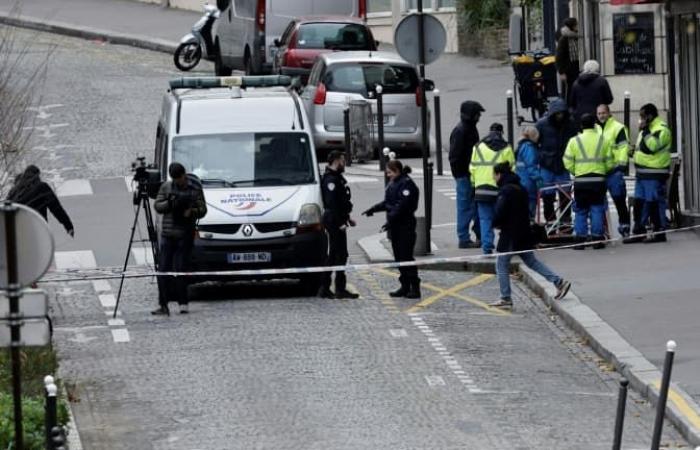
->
xmin=174 ymin=3 xmax=219 ymax=71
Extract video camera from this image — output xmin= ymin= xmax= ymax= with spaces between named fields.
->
xmin=131 ymin=156 xmax=162 ymax=199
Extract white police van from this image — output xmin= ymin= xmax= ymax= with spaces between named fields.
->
xmin=153 ymin=75 xmax=326 ymax=289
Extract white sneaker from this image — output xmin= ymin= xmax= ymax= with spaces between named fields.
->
xmin=179 ymin=304 xmax=189 ymax=314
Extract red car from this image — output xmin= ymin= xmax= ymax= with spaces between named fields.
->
xmin=273 ymin=16 xmax=378 ymax=81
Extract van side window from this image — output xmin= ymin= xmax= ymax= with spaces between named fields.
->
xmin=233 ymin=0 xmax=253 ymax=18
xmin=154 ymin=124 xmax=163 ymax=166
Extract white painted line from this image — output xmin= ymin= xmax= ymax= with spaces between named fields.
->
xmin=417 ymin=325 xmax=430 ymax=330
xmin=469 ymin=388 xmax=484 ymax=393
xmin=438 ymin=351 xmax=451 ymax=356
xmin=425 ymin=375 xmax=446 ymax=387
xmin=389 ymin=329 xmax=408 ymax=338
xmin=407 ymin=313 xmax=420 ymax=317
xmin=56 ymin=179 xmax=93 ymax=197
xmin=92 ymin=280 xmax=111 ymax=293
xmin=131 ymin=247 xmax=155 ymax=266
xmin=107 ymin=319 xmax=125 ymax=327
xmin=454 ymin=370 xmax=466 ymax=375
xmin=427 ymin=337 xmax=440 ymax=342
xmin=105 ymin=310 xmax=121 ymax=317
xmin=434 ymin=346 xmax=447 ymax=352
xmin=111 ymin=328 xmax=130 ymax=343
xmin=98 ymin=294 xmax=116 ymax=308
xmin=54 ymin=251 xmax=97 ymax=270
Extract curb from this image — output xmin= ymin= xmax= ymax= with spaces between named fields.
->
xmin=0 ymin=13 xmax=177 ymax=54
xmin=518 ymin=264 xmax=700 ymax=447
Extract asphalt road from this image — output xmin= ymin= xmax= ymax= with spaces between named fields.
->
xmin=10 ymin=27 xmax=688 ymax=449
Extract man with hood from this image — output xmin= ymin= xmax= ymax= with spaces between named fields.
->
xmin=535 ymin=98 xmax=578 ymax=224
xmin=449 ymin=100 xmax=484 ymax=248
xmin=556 ymin=17 xmax=581 ymax=100
xmin=469 ymin=123 xmax=515 ymax=254
xmin=490 ymin=162 xmax=571 ymax=310
xmin=568 ymin=60 xmax=613 ymax=121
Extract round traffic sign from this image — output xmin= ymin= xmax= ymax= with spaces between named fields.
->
xmin=0 ymin=202 xmax=55 ymax=289
xmin=394 ymin=13 xmax=447 ymax=66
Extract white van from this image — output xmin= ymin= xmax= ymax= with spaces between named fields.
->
xmin=213 ymin=0 xmax=366 ymax=76
xmin=153 ymin=75 xmax=326 ymax=289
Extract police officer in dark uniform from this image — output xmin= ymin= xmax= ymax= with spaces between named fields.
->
xmin=318 ymin=151 xmax=359 ymax=299
xmin=363 ymin=159 xmax=421 ymax=299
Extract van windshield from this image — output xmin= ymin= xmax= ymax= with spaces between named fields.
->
xmin=324 ymin=63 xmax=419 ymax=97
xmin=172 ymin=132 xmax=315 ymax=187
xmin=297 ymin=23 xmax=372 ymax=50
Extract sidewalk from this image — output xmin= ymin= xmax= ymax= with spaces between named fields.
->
xmin=3 ymin=0 xmax=700 ymax=444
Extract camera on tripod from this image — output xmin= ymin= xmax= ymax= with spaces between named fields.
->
xmin=131 ymin=156 xmax=162 ymax=200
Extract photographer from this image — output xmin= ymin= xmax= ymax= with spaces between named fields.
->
xmin=152 ymin=162 xmax=207 ymax=315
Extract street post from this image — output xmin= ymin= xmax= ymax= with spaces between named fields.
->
xmin=376 ymin=84 xmax=386 ymax=172
xmin=623 ymin=90 xmax=631 ymax=133
xmin=417 ymin=0 xmax=431 ymax=251
xmin=611 ymin=378 xmax=628 ymax=450
xmin=433 ymin=89 xmax=443 ymax=176
xmin=651 ymin=340 xmax=677 ymax=450
xmin=506 ymin=89 xmax=514 ymax=147
xmin=343 ymin=107 xmax=351 ymax=166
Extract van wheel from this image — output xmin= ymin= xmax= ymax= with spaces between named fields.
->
xmin=244 ymin=52 xmax=255 ymax=75
xmin=215 ymin=45 xmax=232 ymax=76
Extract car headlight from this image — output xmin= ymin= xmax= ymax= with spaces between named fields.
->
xmin=297 ymin=203 xmax=322 ymax=233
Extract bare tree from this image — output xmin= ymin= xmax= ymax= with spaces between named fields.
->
xmin=0 ymin=3 xmax=53 ymax=197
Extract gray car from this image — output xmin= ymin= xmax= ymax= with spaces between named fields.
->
xmin=300 ymin=51 xmax=427 ymax=156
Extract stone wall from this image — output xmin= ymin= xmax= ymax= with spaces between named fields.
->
xmin=458 ymin=26 xmax=509 ymax=60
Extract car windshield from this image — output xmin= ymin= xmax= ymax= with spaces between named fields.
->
xmin=324 ymin=63 xmax=418 ymax=97
xmin=297 ymin=23 xmax=371 ymax=50
xmin=172 ymin=132 xmax=315 ymax=187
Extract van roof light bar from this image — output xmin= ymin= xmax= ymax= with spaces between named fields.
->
xmin=169 ymin=75 xmax=292 ymax=89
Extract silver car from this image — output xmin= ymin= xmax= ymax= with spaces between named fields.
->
xmin=300 ymin=51 xmax=427 ymax=156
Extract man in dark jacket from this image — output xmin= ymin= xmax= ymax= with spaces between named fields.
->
xmin=449 ymin=100 xmax=484 ymax=248
xmin=152 ymin=162 xmax=207 ymax=315
xmin=319 ymin=151 xmax=359 ymax=299
xmin=535 ymin=98 xmax=577 ymax=224
xmin=556 ymin=17 xmax=580 ymax=100
xmin=490 ymin=163 xmax=571 ymax=310
xmin=568 ymin=60 xmax=613 ymax=121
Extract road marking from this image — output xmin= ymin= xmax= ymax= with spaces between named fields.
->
xmin=389 ymin=329 xmax=408 ymax=338
xmin=652 ymin=380 xmax=700 ymax=429
xmin=92 ymin=280 xmax=111 ymax=293
xmin=111 ymin=329 xmax=130 ymax=343
xmin=131 ymin=247 xmax=155 ymax=266
xmin=425 ymin=375 xmax=446 ymax=387
xmin=56 ymin=179 xmax=93 ymax=197
xmin=54 ymin=251 xmax=97 ymax=270
xmin=27 ymin=104 xmax=63 ymax=120
xmin=98 ymin=294 xmax=116 ymax=308
xmin=107 ymin=319 xmax=125 ymax=327
xmin=405 ymin=273 xmax=494 ymax=313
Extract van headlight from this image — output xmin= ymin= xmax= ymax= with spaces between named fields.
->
xmin=297 ymin=203 xmax=322 ymax=233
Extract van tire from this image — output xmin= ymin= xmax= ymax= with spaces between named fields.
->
xmin=244 ymin=50 xmax=255 ymax=75
xmin=215 ymin=43 xmax=232 ymax=76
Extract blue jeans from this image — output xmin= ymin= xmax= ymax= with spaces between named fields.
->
xmin=497 ymin=251 xmax=561 ymax=299
xmin=477 ymin=201 xmax=495 ymax=254
xmin=634 ymin=178 xmax=668 ymax=229
xmin=573 ymin=201 xmax=606 ymax=237
xmin=455 ymin=177 xmax=477 ymax=244
xmin=606 ymin=170 xmax=626 ymax=198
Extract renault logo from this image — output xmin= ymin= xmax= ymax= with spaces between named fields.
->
xmin=242 ymin=224 xmax=253 ymax=237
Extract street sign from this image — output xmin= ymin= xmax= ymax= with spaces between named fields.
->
xmin=394 ymin=13 xmax=447 ymax=66
xmin=0 ymin=289 xmax=48 ymax=319
xmin=0 ymin=318 xmax=50 ymax=347
xmin=0 ymin=203 xmax=54 ymax=289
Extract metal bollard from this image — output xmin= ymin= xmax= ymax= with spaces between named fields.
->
xmin=623 ymin=91 xmax=631 ymax=133
xmin=425 ymin=161 xmax=433 ymax=255
xmin=45 ymin=378 xmax=57 ymax=450
xmin=382 ymin=147 xmax=390 ymax=186
xmin=506 ymin=89 xmax=514 ymax=147
xmin=376 ymin=84 xmax=385 ymax=171
xmin=651 ymin=340 xmax=676 ymax=450
xmin=612 ymin=378 xmax=629 ymax=450
xmin=433 ymin=89 xmax=443 ymax=176
xmin=343 ymin=108 xmax=351 ymax=166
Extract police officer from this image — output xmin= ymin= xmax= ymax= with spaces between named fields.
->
xmin=363 ymin=159 xmax=421 ymax=299
xmin=318 ymin=151 xmax=359 ymax=299
xmin=627 ymin=103 xmax=672 ymax=243
xmin=469 ymin=123 xmax=515 ymax=254
xmin=563 ymin=113 xmax=614 ymax=249
xmin=597 ymin=104 xmax=631 ymax=237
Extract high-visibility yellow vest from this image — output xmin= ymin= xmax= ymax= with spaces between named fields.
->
xmin=563 ymin=128 xmax=613 ymax=186
xmin=469 ymin=141 xmax=515 ymax=200
xmin=634 ymin=116 xmax=671 ymax=177
xmin=601 ymin=117 xmax=629 ymax=169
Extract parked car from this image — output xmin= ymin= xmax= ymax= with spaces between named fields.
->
xmin=272 ymin=16 xmax=377 ymax=82
xmin=213 ymin=0 xmax=366 ymax=76
xmin=300 ymin=51 xmax=429 ymax=157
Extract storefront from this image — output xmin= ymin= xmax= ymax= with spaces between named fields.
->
xmin=668 ymin=0 xmax=700 ymax=218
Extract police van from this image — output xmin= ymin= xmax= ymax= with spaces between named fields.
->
xmin=153 ymin=75 xmax=326 ymax=289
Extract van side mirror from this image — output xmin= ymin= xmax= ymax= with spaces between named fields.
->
xmin=508 ymin=10 xmax=524 ymax=54
xmin=422 ymin=79 xmax=435 ymax=92
xmin=216 ymin=0 xmax=229 ymax=11
xmin=274 ymin=38 xmax=281 ymax=47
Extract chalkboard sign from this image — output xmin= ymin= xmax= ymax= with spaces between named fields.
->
xmin=613 ymin=12 xmax=655 ymax=75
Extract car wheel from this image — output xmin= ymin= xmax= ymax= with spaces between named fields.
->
xmin=244 ymin=52 xmax=255 ymax=75
xmin=214 ymin=44 xmax=232 ymax=76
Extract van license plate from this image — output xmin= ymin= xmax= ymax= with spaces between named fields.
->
xmin=227 ymin=252 xmax=271 ymax=264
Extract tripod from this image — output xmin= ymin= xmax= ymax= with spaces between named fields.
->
xmin=113 ymin=178 xmax=159 ymax=318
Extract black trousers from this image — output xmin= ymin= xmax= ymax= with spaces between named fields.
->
xmin=321 ymin=227 xmax=348 ymax=291
xmin=390 ymin=225 xmax=419 ymax=287
xmin=157 ymin=235 xmax=193 ymax=306
xmin=543 ymin=190 xmax=572 ymax=222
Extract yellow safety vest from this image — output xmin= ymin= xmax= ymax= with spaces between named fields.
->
xmin=469 ymin=141 xmax=515 ymax=200
xmin=634 ymin=116 xmax=671 ymax=177
xmin=563 ymin=128 xmax=613 ymax=186
xmin=601 ymin=117 xmax=629 ymax=169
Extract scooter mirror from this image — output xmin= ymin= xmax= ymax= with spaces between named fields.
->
xmin=216 ymin=0 xmax=229 ymax=11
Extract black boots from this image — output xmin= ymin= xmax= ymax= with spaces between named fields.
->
xmin=389 ymin=285 xmax=409 ymax=298
xmin=390 ymin=281 xmax=421 ymax=299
